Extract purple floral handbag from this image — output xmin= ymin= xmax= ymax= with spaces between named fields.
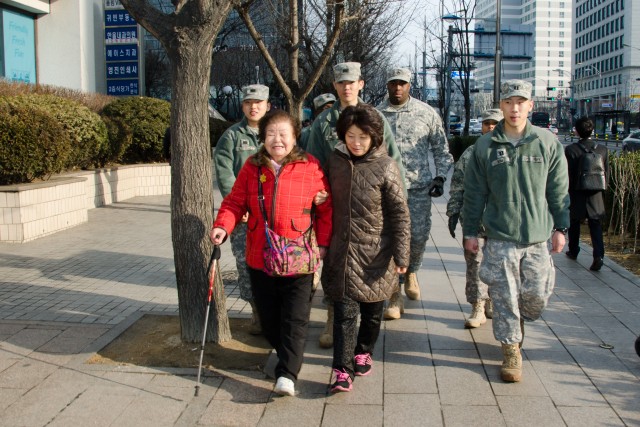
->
xmin=258 ymin=167 xmax=320 ymax=277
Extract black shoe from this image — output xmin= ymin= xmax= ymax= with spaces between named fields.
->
xmin=565 ymin=251 xmax=578 ymax=260
xmin=590 ymin=257 xmax=604 ymax=271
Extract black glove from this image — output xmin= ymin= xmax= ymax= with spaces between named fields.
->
xmin=448 ymin=214 xmax=459 ymax=238
xmin=428 ymin=176 xmax=445 ymax=198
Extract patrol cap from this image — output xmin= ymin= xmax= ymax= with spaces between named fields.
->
xmin=500 ymin=79 xmax=532 ymax=100
xmin=313 ymin=93 xmax=336 ymax=110
xmin=481 ymin=108 xmax=503 ymax=123
xmin=241 ymin=84 xmax=269 ymax=101
xmin=386 ymin=67 xmax=412 ymax=83
xmin=333 ymin=62 xmax=362 ymax=82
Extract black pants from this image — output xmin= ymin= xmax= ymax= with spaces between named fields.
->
xmin=248 ymin=268 xmax=313 ymax=382
xmin=332 ymin=296 xmax=385 ymax=379
xmin=568 ymin=217 xmax=604 ymax=259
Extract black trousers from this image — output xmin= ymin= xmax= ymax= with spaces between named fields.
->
xmin=332 ymin=296 xmax=385 ymax=378
xmin=248 ymin=268 xmax=313 ymax=382
xmin=568 ymin=217 xmax=604 ymax=259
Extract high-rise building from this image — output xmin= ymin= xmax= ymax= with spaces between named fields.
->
xmin=574 ymin=0 xmax=640 ymax=115
xmin=473 ymin=0 xmax=574 ymax=104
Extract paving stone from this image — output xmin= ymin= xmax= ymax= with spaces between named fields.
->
xmin=323 ymin=403 xmax=382 ymax=427
xmin=442 ymin=404 xmax=505 ymax=426
xmin=496 ymin=395 xmax=565 ymax=426
xmin=111 ymin=392 xmax=187 ymax=427
xmin=557 ymin=406 xmax=625 ymax=426
xmin=259 ymin=393 xmax=326 ymax=426
xmin=432 ymin=350 xmax=495 ymax=406
xmin=212 ymin=373 xmax=274 ymax=403
xmin=198 ymin=399 xmax=265 ymax=426
xmin=384 ymin=394 xmax=442 ymax=426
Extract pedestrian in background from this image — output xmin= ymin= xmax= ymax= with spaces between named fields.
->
xmin=214 ymin=84 xmax=271 ymax=335
xmin=299 ymin=93 xmax=336 ymax=150
xmin=447 ymin=108 xmax=502 ymax=329
xmin=462 ymin=80 xmax=569 ymax=382
xmin=377 ymin=67 xmax=453 ymax=320
xmin=210 ymin=110 xmax=333 ymax=397
xmin=321 ymin=104 xmax=410 ymax=393
xmin=565 ymin=116 xmax=609 ymax=271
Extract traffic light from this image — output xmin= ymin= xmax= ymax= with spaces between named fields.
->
xmin=546 ymin=86 xmax=557 ymax=91
xmin=585 ymin=98 xmax=592 ymax=103
xmin=547 ymin=97 xmax=556 ymax=101
xmin=565 ymin=97 xmax=573 ymax=102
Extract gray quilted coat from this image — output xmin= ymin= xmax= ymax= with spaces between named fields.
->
xmin=321 ymin=142 xmax=411 ymax=303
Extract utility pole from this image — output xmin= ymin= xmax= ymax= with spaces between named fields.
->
xmin=444 ymin=25 xmax=454 ymax=137
xmin=493 ymin=0 xmax=502 ymax=108
xmin=423 ymin=26 xmax=427 ymax=101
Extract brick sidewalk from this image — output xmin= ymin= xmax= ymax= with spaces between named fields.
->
xmin=0 ymin=191 xmax=639 ymax=426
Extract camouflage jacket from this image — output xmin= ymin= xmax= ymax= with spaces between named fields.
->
xmin=446 ymin=144 xmax=485 ymax=235
xmin=214 ymin=117 xmax=260 ymax=197
xmin=305 ymin=101 xmax=407 ymax=189
xmin=377 ymin=97 xmax=452 ymax=190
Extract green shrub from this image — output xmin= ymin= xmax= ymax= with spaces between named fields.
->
xmin=100 ymin=116 xmax=133 ymax=166
xmin=448 ymin=135 xmax=479 ymax=162
xmin=100 ymin=97 xmax=170 ymax=163
xmin=4 ymin=94 xmax=108 ymax=170
xmin=0 ymin=101 xmax=70 ymax=185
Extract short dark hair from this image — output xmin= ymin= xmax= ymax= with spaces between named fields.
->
xmin=258 ymin=109 xmax=301 ymax=141
xmin=574 ymin=116 xmax=594 ymax=139
xmin=336 ymin=104 xmax=384 ymax=149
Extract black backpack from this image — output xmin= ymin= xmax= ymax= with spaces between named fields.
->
xmin=575 ymin=143 xmax=606 ymax=191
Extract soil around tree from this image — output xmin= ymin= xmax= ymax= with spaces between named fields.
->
xmin=87 ymin=315 xmax=272 ymax=371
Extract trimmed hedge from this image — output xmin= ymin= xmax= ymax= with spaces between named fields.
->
xmin=100 ymin=97 xmax=170 ymax=163
xmin=0 ymin=101 xmax=70 ymax=185
xmin=4 ymin=94 xmax=108 ymax=170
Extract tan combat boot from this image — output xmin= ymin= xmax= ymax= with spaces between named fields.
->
xmin=484 ymin=299 xmax=493 ymax=319
xmin=249 ymin=300 xmax=262 ymax=335
xmin=404 ymin=272 xmax=421 ymax=300
xmin=318 ymin=303 xmax=334 ymax=348
xmin=383 ymin=291 xmax=404 ymax=320
xmin=500 ymin=343 xmax=522 ymax=382
xmin=464 ymin=300 xmax=487 ymax=328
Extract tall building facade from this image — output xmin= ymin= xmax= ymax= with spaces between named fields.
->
xmin=473 ymin=0 xmax=574 ymax=104
xmin=574 ymin=0 xmax=640 ymax=115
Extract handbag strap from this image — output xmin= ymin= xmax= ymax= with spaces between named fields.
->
xmin=257 ymin=167 xmax=271 ymax=228
xmin=257 ymin=166 xmax=315 ymax=232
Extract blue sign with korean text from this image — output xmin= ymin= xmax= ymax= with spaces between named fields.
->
xmin=107 ymin=79 xmax=139 ymax=96
xmin=105 ymin=10 xmax=136 ymax=26
xmin=106 ymin=62 xmax=138 ymax=79
xmin=105 ymin=26 xmax=138 ymax=44
xmin=106 ymin=44 xmax=138 ymax=62
xmin=2 ymin=10 xmax=36 ymax=84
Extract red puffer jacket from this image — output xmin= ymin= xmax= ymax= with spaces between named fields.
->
xmin=213 ymin=147 xmax=332 ymax=271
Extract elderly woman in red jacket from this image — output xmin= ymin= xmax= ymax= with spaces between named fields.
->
xmin=210 ymin=109 xmax=332 ymax=397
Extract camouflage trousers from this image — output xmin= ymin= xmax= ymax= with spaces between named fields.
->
xmin=480 ymin=239 xmax=555 ymax=345
xmin=229 ymin=222 xmax=253 ymax=302
xmin=464 ymin=237 xmax=489 ymax=303
xmin=407 ymin=187 xmax=432 ymax=273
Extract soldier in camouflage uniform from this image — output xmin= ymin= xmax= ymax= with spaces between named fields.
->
xmin=377 ymin=67 xmax=453 ymax=320
xmin=462 ymin=81 xmax=569 ymax=382
xmin=446 ymin=109 xmax=502 ymax=329
xmin=299 ymin=93 xmax=336 ymax=150
xmin=306 ymin=62 xmax=407 ymax=348
xmin=214 ymin=84 xmax=271 ymax=335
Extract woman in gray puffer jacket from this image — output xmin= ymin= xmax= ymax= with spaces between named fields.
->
xmin=322 ymin=104 xmax=411 ymax=393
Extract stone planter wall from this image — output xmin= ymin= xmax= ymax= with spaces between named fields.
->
xmin=0 ymin=164 xmax=170 ymax=243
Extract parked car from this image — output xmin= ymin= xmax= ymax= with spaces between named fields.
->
xmin=469 ymin=123 xmax=483 ymax=135
xmin=622 ymin=131 xmax=640 ymax=152
xmin=449 ymin=123 xmax=463 ymax=136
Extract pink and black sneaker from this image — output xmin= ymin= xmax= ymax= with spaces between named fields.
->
xmin=354 ymin=353 xmax=373 ymax=376
xmin=330 ymin=368 xmax=353 ymax=393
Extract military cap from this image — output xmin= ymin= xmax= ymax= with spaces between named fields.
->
xmin=242 ymin=84 xmax=269 ymax=101
xmin=500 ymin=79 xmax=532 ymax=100
xmin=386 ymin=67 xmax=412 ymax=83
xmin=481 ymin=108 xmax=503 ymax=123
xmin=333 ymin=62 xmax=362 ymax=82
xmin=313 ymin=93 xmax=336 ymax=110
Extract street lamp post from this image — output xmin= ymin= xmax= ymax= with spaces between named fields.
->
xmin=493 ymin=0 xmax=502 ymax=108
xmin=444 ymin=24 xmax=455 ymax=137
xmin=553 ymin=68 xmax=574 ymax=130
xmin=576 ymin=63 xmax=601 ymax=115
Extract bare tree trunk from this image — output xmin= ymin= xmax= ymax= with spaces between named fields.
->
xmin=121 ymin=0 xmax=234 ymax=343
